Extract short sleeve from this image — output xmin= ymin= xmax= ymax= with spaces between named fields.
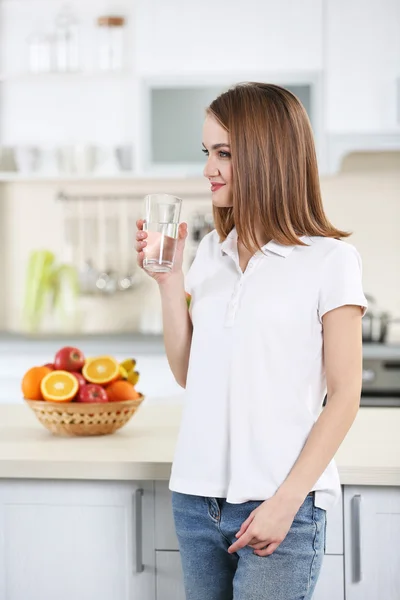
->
xmin=318 ymin=243 xmax=368 ymax=322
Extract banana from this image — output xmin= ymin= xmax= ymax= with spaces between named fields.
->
xmin=127 ymin=370 xmax=140 ymax=387
xmin=120 ymin=358 xmax=137 ymax=372
xmin=119 ymin=365 xmax=128 ymax=380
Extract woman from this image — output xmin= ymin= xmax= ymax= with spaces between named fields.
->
xmin=136 ymin=83 xmax=367 ymax=600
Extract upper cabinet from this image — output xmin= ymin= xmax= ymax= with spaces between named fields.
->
xmin=135 ymin=0 xmax=324 ymax=75
xmin=325 ymin=0 xmax=400 ymax=134
xmin=0 ymin=0 xmax=399 ymax=178
xmin=325 ymin=0 xmax=400 ymax=171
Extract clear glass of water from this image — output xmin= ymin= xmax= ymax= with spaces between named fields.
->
xmin=142 ymin=194 xmax=182 ymax=273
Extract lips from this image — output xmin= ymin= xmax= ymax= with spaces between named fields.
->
xmin=211 ymin=183 xmax=225 ymax=192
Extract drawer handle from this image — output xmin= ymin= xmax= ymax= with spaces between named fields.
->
xmin=134 ymin=488 xmax=144 ymax=573
xmin=351 ymin=494 xmax=362 ymax=583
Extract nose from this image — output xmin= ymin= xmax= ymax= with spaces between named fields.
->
xmin=203 ymin=156 xmax=219 ymax=179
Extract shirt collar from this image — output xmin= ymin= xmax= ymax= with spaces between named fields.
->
xmin=220 ymin=227 xmax=311 ymax=258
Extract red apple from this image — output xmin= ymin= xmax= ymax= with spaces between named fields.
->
xmin=43 ymin=363 xmax=55 ymax=370
xmin=70 ymin=372 xmax=86 ymax=391
xmin=77 ymin=384 xmax=108 ymax=403
xmin=54 ymin=346 xmax=85 ymax=372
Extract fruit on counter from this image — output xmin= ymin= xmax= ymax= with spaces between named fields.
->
xmin=127 ymin=370 xmax=140 ymax=387
xmin=120 ymin=358 xmax=137 ymax=372
xmin=77 ymin=384 xmax=108 ymax=403
xmin=70 ymin=371 xmax=86 ymax=391
xmin=105 ymin=380 xmax=141 ymax=402
xmin=22 ymin=350 xmax=142 ymax=404
xmin=118 ymin=365 xmax=129 ymax=380
xmin=82 ymin=356 xmax=120 ymax=385
xmin=40 ymin=371 xmax=79 ymax=403
xmin=54 ymin=346 xmax=85 ymax=372
xmin=22 ymin=366 xmax=52 ymax=400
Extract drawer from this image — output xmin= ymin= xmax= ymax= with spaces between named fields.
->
xmin=313 ymin=555 xmax=344 ymax=600
xmin=154 ymin=481 xmax=344 ymax=554
xmin=156 ymin=551 xmax=185 ymax=600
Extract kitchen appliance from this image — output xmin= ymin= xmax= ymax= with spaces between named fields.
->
xmin=361 ymin=345 xmax=400 ymax=407
xmin=362 ymin=294 xmax=392 ymax=343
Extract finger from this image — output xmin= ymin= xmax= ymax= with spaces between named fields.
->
xmin=137 ymin=251 xmax=144 ymax=268
xmin=235 ymin=514 xmax=254 ymax=538
xmin=228 ymin=530 xmax=253 ymax=554
xmin=136 ymin=241 xmax=147 ymax=252
xmin=250 ymin=539 xmax=271 ymax=550
xmin=254 ymin=542 xmax=280 ymax=557
xmin=178 ymin=222 xmax=188 ymax=241
xmin=136 ymin=230 xmax=148 ymax=241
xmin=136 ymin=219 xmax=144 ymax=230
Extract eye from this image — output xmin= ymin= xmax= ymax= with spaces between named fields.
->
xmin=219 ymin=151 xmax=231 ymax=158
xmin=202 ymin=148 xmax=209 ymax=156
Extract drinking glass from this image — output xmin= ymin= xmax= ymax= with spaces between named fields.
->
xmin=142 ymin=194 xmax=182 ymax=273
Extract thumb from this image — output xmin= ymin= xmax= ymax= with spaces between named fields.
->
xmin=177 ymin=222 xmax=188 ymax=243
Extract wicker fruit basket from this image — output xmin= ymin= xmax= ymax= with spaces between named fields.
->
xmin=25 ymin=395 xmax=144 ymax=437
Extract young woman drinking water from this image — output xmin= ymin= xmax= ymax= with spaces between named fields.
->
xmin=136 ymin=82 xmax=367 ymax=600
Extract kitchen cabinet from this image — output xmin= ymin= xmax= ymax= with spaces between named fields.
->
xmin=154 ymin=481 xmax=345 ymax=599
xmin=0 ymin=479 xmax=155 ymax=600
xmin=136 ymin=0 xmax=323 ymax=76
xmin=326 ymin=0 xmax=400 ymax=134
xmin=314 ymin=556 xmax=344 ymax=600
xmin=154 ymin=551 xmax=343 ymax=600
xmin=155 ymin=551 xmax=185 ymax=600
xmin=344 ymin=486 xmax=400 ymax=600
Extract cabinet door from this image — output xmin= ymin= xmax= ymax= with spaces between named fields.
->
xmin=0 ymin=479 xmax=155 ymax=600
xmin=344 ymin=486 xmax=400 ymax=600
xmin=313 ymin=555 xmax=344 ymax=600
xmin=326 ymin=0 xmax=400 ymax=133
xmin=156 ymin=551 xmax=185 ymax=600
xmin=155 ymin=481 xmax=179 ymax=550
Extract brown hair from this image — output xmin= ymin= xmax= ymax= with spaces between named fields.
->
xmin=207 ymin=82 xmax=349 ymax=252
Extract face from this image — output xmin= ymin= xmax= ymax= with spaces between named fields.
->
xmin=202 ymin=114 xmax=233 ymax=207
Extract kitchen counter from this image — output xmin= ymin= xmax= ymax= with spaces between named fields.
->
xmin=0 ymin=332 xmax=166 ymax=355
xmin=0 ymin=400 xmax=399 ymax=485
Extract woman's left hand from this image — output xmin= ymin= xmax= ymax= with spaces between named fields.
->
xmin=227 ymin=494 xmax=301 ymax=557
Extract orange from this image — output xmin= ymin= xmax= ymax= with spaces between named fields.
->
xmin=22 ymin=366 xmax=52 ymax=400
xmin=40 ymin=370 xmax=79 ymax=403
xmin=82 ymin=356 xmax=120 ymax=385
xmin=105 ymin=380 xmax=141 ymax=402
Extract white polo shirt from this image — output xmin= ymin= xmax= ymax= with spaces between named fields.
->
xmin=169 ymin=228 xmax=368 ymax=510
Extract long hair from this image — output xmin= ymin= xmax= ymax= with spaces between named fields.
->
xmin=207 ymin=82 xmax=349 ymax=252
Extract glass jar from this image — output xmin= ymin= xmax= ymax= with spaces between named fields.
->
xmin=96 ymin=16 xmax=125 ymax=71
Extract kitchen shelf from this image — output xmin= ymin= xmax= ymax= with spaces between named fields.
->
xmin=0 ymin=70 xmax=131 ymax=83
xmin=0 ymin=172 xmax=139 ymax=182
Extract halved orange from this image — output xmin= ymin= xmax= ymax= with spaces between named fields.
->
xmin=82 ymin=356 xmax=120 ymax=385
xmin=40 ymin=370 xmax=79 ymax=403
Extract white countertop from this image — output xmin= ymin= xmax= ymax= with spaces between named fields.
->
xmin=0 ymin=399 xmax=399 ymax=486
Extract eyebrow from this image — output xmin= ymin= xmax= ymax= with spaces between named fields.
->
xmin=202 ymin=142 xmax=230 ymax=150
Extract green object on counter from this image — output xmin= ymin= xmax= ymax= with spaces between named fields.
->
xmin=22 ymin=250 xmax=56 ymax=332
xmin=53 ymin=264 xmax=79 ymax=329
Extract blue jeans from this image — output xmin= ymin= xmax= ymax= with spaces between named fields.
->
xmin=172 ymin=492 xmax=326 ymax=600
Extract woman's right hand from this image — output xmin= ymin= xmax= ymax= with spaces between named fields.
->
xmin=136 ymin=219 xmax=188 ymax=285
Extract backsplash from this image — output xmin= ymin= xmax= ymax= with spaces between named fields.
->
xmin=1 ymin=160 xmax=400 ymax=339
